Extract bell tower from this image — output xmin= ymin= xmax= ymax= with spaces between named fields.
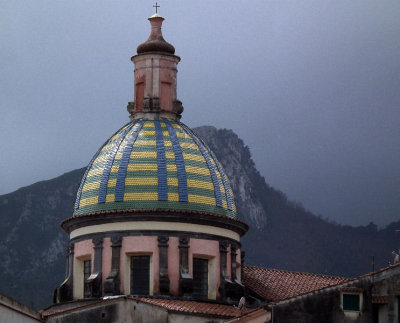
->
xmin=127 ymin=13 xmax=183 ymax=120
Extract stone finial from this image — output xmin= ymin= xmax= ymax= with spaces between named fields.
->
xmin=137 ymin=14 xmax=175 ymax=54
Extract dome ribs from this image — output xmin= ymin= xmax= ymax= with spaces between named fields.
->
xmin=72 ymin=120 xmax=237 ymax=219
xmin=115 ymin=120 xmax=145 ymax=202
xmin=154 ymin=119 xmax=168 ymax=201
xmin=210 ymin=152 xmax=234 ymax=212
xmin=163 ymin=118 xmax=188 ymax=202
xmin=179 ymin=122 xmax=223 ymax=208
xmin=98 ymin=122 xmax=136 ymax=204
xmin=75 ymin=124 xmax=131 ymax=210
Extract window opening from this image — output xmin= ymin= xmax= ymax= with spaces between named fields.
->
xmin=193 ymin=258 xmax=208 ymax=299
xmin=343 ymin=293 xmax=360 ymax=311
xmin=130 ymin=255 xmax=150 ymax=295
xmin=372 ymin=303 xmax=379 ymax=323
xmin=83 ymin=260 xmax=91 ymax=298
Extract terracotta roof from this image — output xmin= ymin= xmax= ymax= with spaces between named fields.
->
xmin=41 ymin=299 xmax=104 ymax=317
xmin=341 ymin=287 xmax=363 ymax=293
xmin=131 ymin=297 xmax=256 ymax=318
xmin=372 ymin=296 xmax=389 ymax=304
xmin=43 ymin=296 xmax=257 ymax=319
xmin=243 ymin=265 xmax=349 ymax=302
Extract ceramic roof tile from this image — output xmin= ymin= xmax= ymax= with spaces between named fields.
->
xmin=243 ymin=265 xmax=349 ymax=302
xmin=132 ymin=297 xmax=256 ymax=318
xmin=43 ymin=297 xmax=258 ymax=319
xmin=72 ymin=118 xmax=237 ymax=219
xmin=372 ymin=296 xmax=389 ymax=304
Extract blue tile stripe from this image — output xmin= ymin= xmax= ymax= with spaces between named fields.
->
xmin=154 ymin=119 xmax=168 ymax=201
xmin=163 ymin=118 xmax=188 ymax=202
xmin=179 ymin=122 xmax=222 ymax=207
xmin=98 ymin=122 xmax=136 ymax=203
xmin=209 ymin=151 xmax=234 ymax=211
xmin=114 ymin=119 xmax=145 ymax=202
xmin=75 ymin=147 xmax=102 ymax=210
xmin=74 ymin=124 xmax=131 ymax=210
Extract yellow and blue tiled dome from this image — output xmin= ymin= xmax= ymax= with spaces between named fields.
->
xmin=73 ymin=118 xmax=237 ymax=219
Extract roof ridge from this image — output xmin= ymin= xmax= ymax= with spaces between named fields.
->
xmin=244 ymin=265 xmax=348 ymax=280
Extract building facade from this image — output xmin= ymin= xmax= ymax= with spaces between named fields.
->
xmin=53 ymin=12 xmax=248 ymax=308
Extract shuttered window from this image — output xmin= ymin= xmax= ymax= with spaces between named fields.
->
xmin=193 ymin=258 xmax=208 ymax=299
xmin=343 ymin=293 xmax=360 ymax=311
xmin=130 ymin=256 xmax=150 ymax=295
xmin=83 ymin=260 xmax=91 ymax=298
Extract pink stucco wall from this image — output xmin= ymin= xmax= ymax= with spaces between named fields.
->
xmin=74 ymin=239 xmax=94 ymax=271
xmin=102 ymin=237 xmax=112 ymax=292
xmin=73 ymin=235 xmax=242 ymax=297
xmin=189 ymin=239 xmax=220 ymax=297
xmin=168 ymin=237 xmax=180 ymax=295
xmin=120 ymin=236 xmax=159 ymax=294
xmin=133 ymin=56 xmax=178 ymax=113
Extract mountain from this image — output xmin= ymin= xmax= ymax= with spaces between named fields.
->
xmin=0 ymin=126 xmax=398 ymax=309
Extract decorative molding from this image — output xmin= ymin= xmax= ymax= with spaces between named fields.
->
xmin=219 ymin=240 xmax=229 ymax=253
xmin=158 ymin=235 xmax=169 ymax=247
xmin=179 ymin=236 xmax=190 ymax=248
xmin=111 ymin=235 xmax=123 ymax=247
xmin=92 ymin=237 xmax=103 ymax=248
xmin=62 ymin=211 xmax=248 ymax=237
xmin=70 ymin=230 xmax=240 ymax=248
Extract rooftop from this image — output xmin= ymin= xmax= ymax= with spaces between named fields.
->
xmin=42 ymin=296 xmax=260 ymax=320
xmin=243 ymin=265 xmax=349 ymax=302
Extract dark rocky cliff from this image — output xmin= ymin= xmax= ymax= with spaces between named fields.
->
xmin=0 ymin=126 xmax=397 ymax=309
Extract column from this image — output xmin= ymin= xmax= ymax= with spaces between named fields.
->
xmin=54 ymin=242 xmax=74 ymax=303
xmin=158 ymin=235 xmax=170 ymax=295
xmin=86 ymin=237 xmax=103 ymax=298
xmin=179 ymin=236 xmax=192 ymax=296
xmin=219 ymin=241 xmax=229 ymax=300
xmin=104 ymin=235 xmax=122 ymax=296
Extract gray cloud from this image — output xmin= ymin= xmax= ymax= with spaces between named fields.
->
xmin=1 ymin=0 xmax=399 ymax=226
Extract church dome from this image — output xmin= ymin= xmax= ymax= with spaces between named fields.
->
xmin=73 ymin=118 xmax=237 ymax=219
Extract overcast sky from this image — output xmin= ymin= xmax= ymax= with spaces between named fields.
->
xmin=1 ymin=1 xmax=399 ymax=227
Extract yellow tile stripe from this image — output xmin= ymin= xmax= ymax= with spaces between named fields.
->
xmin=127 ymin=164 xmax=157 ymax=171
xmin=82 ymin=181 xmax=100 ymax=192
xmin=180 ymin=142 xmax=200 ymax=150
xmin=135 ymin=140 xmax=156 ymax=146
xmin=79 ymin=196 xmax=98 ymax=207
xmin=187 ymin=179 xmax=214 ymax=190
xmin=124 ymin=192 xmax=158 ymax=201
xmin=168 ymin=178 xmax=178 ymax=186
xmin=188 ymin=194 xmax=216 ymax=206
xmin=183 ymin=153 xmax=205 ymax=163
xmin=105 ymin=194 xmax=114 ymax=202
xmin=108 ymin=179 xmax=116 ymax=187
xmin=125 ymin=164 xmax=177 ymax=172
xmin=87 ymin=168 xmax=103 ymax=178
xmin=125 ymin=177 xmax=158 ymax=186
xmin=130 ymin=151 xmax=157 ymax=158
xmin=176 ymin=132 xmax=192 ymax=139
xmin=185 ymin=166 xmax=211 ymax=176
xmin=140 ymin=131 xmax=156 ymax=136
xmin=168 ymin=192 xmax=179 ymax=201
xmin=165 ymin=152 xmax=176 ymax=159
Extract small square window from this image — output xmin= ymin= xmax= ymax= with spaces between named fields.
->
xmin=343 ymin=293 xmax=360 ymax=311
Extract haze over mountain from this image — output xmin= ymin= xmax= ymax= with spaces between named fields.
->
xmin=2 ymin=1 xmax=400 ymax=227
xmin=0 ymin=127 xmax=398 ymax=310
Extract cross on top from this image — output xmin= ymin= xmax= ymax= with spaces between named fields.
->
xmin=153 ymin=2 xmax=160 ymax=14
